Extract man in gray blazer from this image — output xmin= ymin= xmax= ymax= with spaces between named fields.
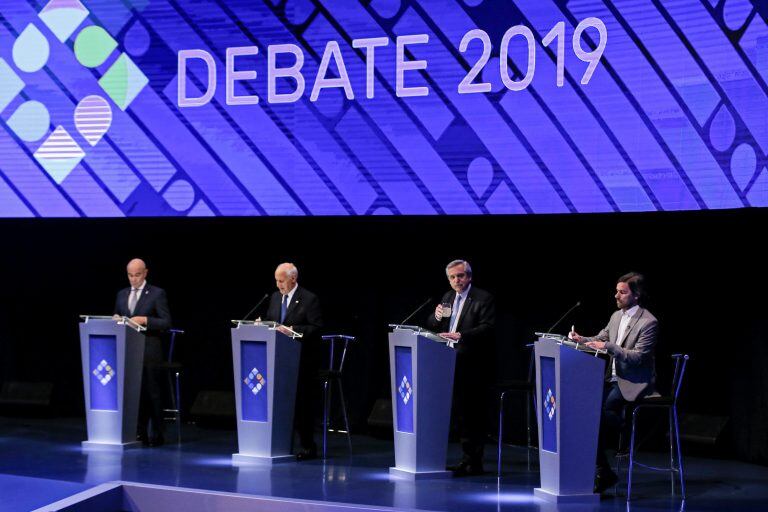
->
xmin=570 ymin=272 xmax=658 ymax=493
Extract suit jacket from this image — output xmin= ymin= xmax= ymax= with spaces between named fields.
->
xmin=114 ymin=283 xmax=172 ymax=342
xmin=264 ymin=286 xmax=322 ymax=342
xmin=587 ymin=307 xmax=658 ymax=401
xmin=425 ymin=286 xmax=496 ymax=361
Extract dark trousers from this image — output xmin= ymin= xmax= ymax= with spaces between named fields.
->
xmin=138 ymin=340 xmax=165 ymax=439
xmin=454 ymin=359 xmax=490 ymax=463
xmin=294 ymin=343 xmax=320 ymax=451
xmin=597 ymin=381 xmax=629 ymax=471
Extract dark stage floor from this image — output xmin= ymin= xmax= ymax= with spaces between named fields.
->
xmin=0 ymin=417 xmax=766 ymax=511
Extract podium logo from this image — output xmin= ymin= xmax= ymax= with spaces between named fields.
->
xmin=92 ymin=359 xmax=115 ymax=386
xmin=398 ymin=375 xmax=412 ymax=405
xmin=244 ymin=367 xmax=266 ymax=396
xmin=544 ymin=388 xmax=556 ymax=420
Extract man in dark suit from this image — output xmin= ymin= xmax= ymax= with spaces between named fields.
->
xmin=570 ymin=272 xmax=659 ymax=493
xmin=263 ymin=263 xmax=323 ymax=461
xmin=426 ymin=259 xmax=496 ymax=476
xmin=113 ymin=258 xmax=172 ymax=447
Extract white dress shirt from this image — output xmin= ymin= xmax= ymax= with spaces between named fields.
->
xmin=281 ymin=285 xmax=298 ymax=322
xmin=611 ymin=305 xmax=639 ymax=380
xmin=450 ymin=285 xmax=471 ymax=333
xmin=128 ymin=281 xmax=146 ymax=314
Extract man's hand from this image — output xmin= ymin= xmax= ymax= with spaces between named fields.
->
xmin=434 ymin=304 xmax=443 ymax=321
xmin=130 ymin=316 xmax=148 ymax=326
xmin=585 ymin=341 xmax=606 ymax=350
xmin=277 ymin=325 xmax=293 ymax=336
xmin=439 ymin=332 xmax=461 ymax=341
xmin=569 ymin=330 xmax=585 ymax=343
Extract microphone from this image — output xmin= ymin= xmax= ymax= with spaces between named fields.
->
xmin=399 ymin=297 xmax=432 ymax=326
xmin=242 ymin=293 xmax=269 ymax=321
xmin=546 ymin=301 xmax=581 ymax=334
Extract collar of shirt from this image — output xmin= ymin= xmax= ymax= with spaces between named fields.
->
xmin=133 ymin=282 xmax=146 ymax=294
xmin=455 ymin=284 xmax=471 ymax=302
xmin=282 ymin=285 xmax=298 ymax=308
xmin=623 ymin=305 xmax=640 ymax=318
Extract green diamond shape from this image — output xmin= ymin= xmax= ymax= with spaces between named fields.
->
xmin=98 ymin=53 xmax=148 ymax=110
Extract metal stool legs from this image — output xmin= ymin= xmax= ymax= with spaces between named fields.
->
xmin=497 ymin=388 xmax=535 ymax=476
xmin=673 ymin=404 xmax=686 ymax=498
xmin=320 ymin=334 xmax=355 ymax=460
xmin=322 ymin=377 xmax=352 ymax=458
xmin=161 ymin=328 xmax=183 ymax=444
xmin=162 ymin=369 xmax=182 ymax=444
xmin=173 ymin=371 xmax=181 ymax=443
xmin=497 ymin=390 xmax=507 ymax=477
xmin=622 ymin=354 xmax=688 ymax=501
xmin=626 ymin=404 xmax=686 ymax=500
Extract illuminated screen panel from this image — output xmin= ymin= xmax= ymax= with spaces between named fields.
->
xmin=0 ymin=0 xmax=766 ymax=217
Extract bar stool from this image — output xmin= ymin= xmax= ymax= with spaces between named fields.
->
xmin=158 ymin=328 xmax=184 ymax=444
xmin=497 ymin=343 xmax=537 ymax=476
xmin=616 ymin=353 xmax=690 ymax=500
xmin=320 ymin=334 xmax=355 ymax=459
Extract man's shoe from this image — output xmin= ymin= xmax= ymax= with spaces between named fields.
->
xmin=136 ymin=432 xmax=148 ymax=445
xmin=449 ymin=459 xmax=485 ymax=477
xmin=296 ymin=447 xmax=318 ymax=461
xmin=594 ymin=469 xmax=619 ymax=494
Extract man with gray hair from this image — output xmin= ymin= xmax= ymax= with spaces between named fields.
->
xmin=427 ymin=259 xmax=496 ymax=476
xmin=263 ymin=263 xmax=323 ymax=461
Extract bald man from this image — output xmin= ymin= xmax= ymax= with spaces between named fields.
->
xmin=263 ymin=263 xmax=323 ymax=461
xmin=114 ymin=258 xmax=172 ymax=447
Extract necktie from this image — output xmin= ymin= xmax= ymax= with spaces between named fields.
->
xmin=280 ymin=294 xmax=289 ymax=323
xmin=128 ymin=288 xmax=139 ymax=315
xmin=449 ymin=294 xmax=462 ymax=333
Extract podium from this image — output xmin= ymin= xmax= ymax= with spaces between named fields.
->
xmin=388 ymin=326 xmax=456 ymax=479
xmin=231 ymin=320 xmax=302 ymax=464
xmin=534 ymin=336 xmax=606 ymax=502
xmin=79 ymin=316 xmax=146 ymax=451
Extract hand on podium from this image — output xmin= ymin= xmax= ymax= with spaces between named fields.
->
xmin=130 ymin=316 xmax=148 ymax=326
xmin=439 ymin=332 xmax=461 ymax=341
xmin=585 ymin=340 xmax=606 ymax=351
xmin=112 ymin=314 xmax=122 ymax=321
xmin=569 ymin=328 xmax=585 ymax=343
xmin=276 ymin=325 xmax=293 ymax=336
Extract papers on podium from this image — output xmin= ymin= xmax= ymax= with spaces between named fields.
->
xmin=535 ymin=332 xmax=607 ymax=355
xmin=231 ymin=319 xmax=303 ymax=339
xmin=79 ymin=315 xmax=146 ymax=332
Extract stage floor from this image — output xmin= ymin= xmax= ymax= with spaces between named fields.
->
xmin=1 ymin=417 xmax=766 ymax=512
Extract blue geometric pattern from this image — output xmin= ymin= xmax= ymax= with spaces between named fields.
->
xmin=0 ymin=1 xmax=766 ymax=217
xmin=244 ymin=367 xmax=266 ymax=396
xmin=92 ymin=358 xmax=115 ymax=386
xmin=398 ymin=375 xmax=412 ymax=405
xmin=544 ymin=387 xmax=556 ymax=421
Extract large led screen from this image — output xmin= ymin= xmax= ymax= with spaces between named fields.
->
xmin=0 ymin=0 xmax=766 ymax=217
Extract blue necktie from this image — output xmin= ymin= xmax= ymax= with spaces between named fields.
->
xmin=280 ymin=294 xmax=288 ymax=323
xmin=449 ymin=295 xmax=462 ymax=332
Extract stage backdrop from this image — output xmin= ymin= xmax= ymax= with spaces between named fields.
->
xmin=0 ymin=0 xmax=767 ymax=217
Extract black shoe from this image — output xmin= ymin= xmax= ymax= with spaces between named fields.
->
xmin=296 ymin=447 xmax=318 ymax=461
xmin=136 ymin=432 xmax=148 ymax=445
xmin=594 ymin=469 xmax=619 ymax=494
xmin=449 ymin=459 xmax=485 ymax=477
